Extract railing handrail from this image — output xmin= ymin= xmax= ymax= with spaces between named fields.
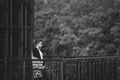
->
xmin=0 ymin=56 xmax=118 ymax=61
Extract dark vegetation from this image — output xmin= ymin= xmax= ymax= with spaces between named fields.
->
xmin=34 ymin=0 xmax=120 ymax=57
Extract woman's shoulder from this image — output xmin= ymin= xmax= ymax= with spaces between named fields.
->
xmin=32 ymin=47 xmax=39 ymax=53
xmin=32 ymin=47 xmax=37 ymax=50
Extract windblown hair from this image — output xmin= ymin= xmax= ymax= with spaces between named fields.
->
xmin=32 ymin=39 xmax=43 ymax=47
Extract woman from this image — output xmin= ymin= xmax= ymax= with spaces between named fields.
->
xmin=32 ymin=40 xmax=44 ymax=79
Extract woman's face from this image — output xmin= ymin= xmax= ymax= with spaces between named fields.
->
xmin=37 ymin=41 xmax=43 ymax=48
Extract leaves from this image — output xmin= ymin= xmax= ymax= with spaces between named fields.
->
xmin=34 ymin=0 xmax=120 ymax=56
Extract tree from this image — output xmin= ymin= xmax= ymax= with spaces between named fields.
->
xmin=34 ymin=0 xmax=120 ymax=56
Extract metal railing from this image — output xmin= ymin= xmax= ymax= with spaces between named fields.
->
xmin=0 ymin=56 xmax=119 ymax=80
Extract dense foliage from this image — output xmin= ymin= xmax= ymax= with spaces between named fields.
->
xmin=34 ymin=0 xmax=120 ymax=56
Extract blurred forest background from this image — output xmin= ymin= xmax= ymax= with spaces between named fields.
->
xmin=34 ymin=0 xmax=120 ymax=56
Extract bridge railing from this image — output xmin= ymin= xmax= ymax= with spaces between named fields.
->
xmin=0 ymin=56 xmax=119 ymax=80
xmin=43 ymin=56 xmax=118 ymax=80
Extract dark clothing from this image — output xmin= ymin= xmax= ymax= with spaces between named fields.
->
xmin=32 ymin=47 xmax=41 ymax=59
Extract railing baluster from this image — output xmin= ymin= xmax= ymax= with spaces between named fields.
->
xmin=77 ymin=60 xmax=80 ymax=80
xmin=61 ymin=60 xmax=64 ymax=80
xmin=23 ymin=60 xmax=26 ymax=80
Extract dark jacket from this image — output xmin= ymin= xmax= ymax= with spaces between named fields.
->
xmin=32 ymin=47 xmax=41 ymax=59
